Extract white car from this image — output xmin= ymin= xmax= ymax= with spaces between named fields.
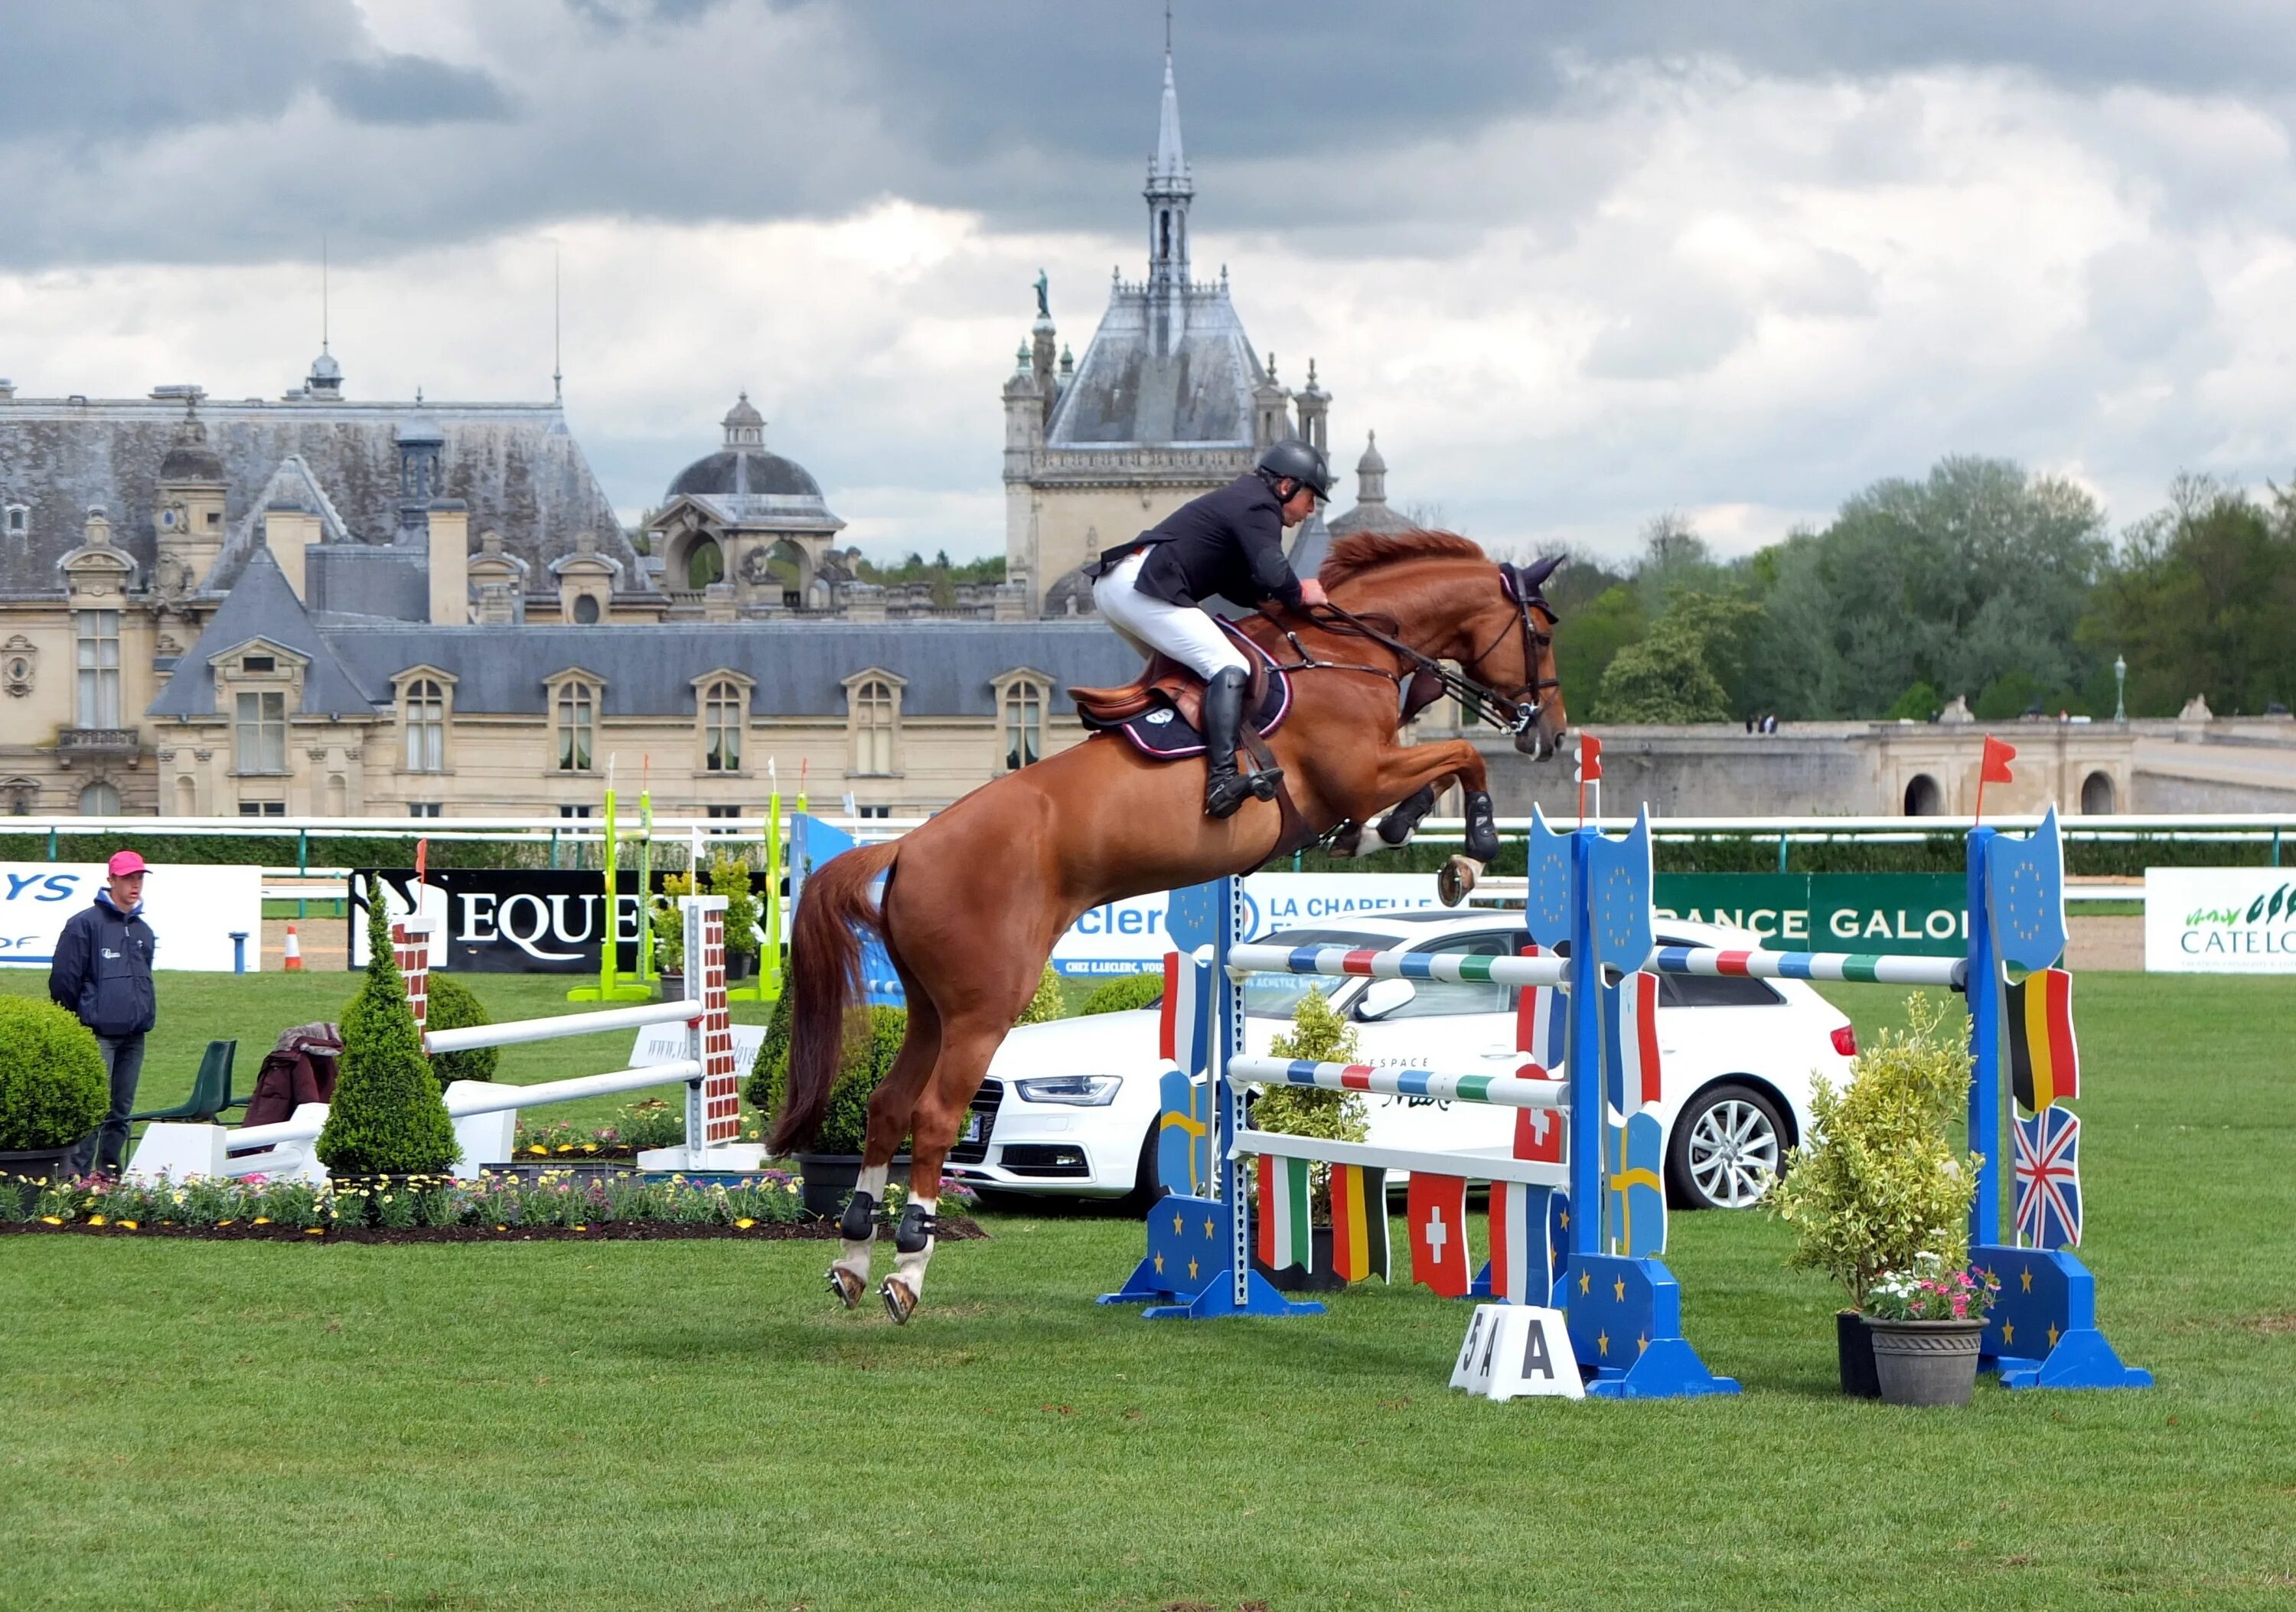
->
xmin=951 ymin=912 xmax=1859 ymax=1212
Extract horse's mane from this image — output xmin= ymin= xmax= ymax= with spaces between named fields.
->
xmin=1317 ymin=530 xmax=1486 ymax=588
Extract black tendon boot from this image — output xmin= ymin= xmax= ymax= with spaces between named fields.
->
xmin=1202 ymin=667 xmax=1279 ymax=818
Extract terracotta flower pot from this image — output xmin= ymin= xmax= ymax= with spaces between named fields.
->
xmin=1866 ymin=1317 xmax=1986 ymax=1407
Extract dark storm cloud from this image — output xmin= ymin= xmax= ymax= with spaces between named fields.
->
xmin=1 ymin=0 xmax=2293 ymax=271
xmin=0 ymin=0 xmax=363 ymax=142
xmin=322 ymin=54 xmax=519 ymax=127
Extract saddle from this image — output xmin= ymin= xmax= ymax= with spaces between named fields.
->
xmin=1069 ymin=619 xmax=1293 ymax=763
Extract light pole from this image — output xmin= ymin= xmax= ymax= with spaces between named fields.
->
xmin=2114 ymin=654 xmax=2128 ymax=723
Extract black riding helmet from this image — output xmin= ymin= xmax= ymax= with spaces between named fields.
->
xmin=1255 ymin=438 xmax=1336 ymax=501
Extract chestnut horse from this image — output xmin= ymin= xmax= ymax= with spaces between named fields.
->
xmin=768 ymin=532 xmax=1568 ymax=1320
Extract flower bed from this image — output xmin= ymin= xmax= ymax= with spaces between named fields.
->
xmin=509 ymin=1098 xmax=765 ymax=1163
xmin=0 ymin=1170 xmax=980 ymax=1241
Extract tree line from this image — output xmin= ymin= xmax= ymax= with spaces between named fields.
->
xmin=1533 ymin=456 xmax=2296 ymax=724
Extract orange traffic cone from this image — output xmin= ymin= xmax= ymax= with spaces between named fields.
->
xmin=282 ymin=924 xmax=303 ymax=971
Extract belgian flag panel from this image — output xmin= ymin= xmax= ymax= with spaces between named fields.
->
xmin=2006 ymin=967 xmax=2079 ymax=1112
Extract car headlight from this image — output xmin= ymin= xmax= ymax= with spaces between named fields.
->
xmin=1013 ymin=1075 xmax=1122 ymax=1106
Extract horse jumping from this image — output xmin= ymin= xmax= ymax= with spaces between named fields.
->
xmin=767 ymin=532 xmax=1568 ymax=1321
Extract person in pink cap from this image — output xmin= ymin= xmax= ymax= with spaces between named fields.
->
xmin=48 ymin=850 xmax=157 ymax=1178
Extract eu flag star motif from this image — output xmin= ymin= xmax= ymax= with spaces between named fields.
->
xmin=1585 ymin=810 xmax=1655 ymax=973
xmin=1985 ymin=807 xmax=2068 ymax=971
xmin=1523 ymin=806 xmax=1577 ymax=948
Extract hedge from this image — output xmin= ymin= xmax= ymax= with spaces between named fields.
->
xmin=0 ymin=998 xmax=108 ymax=1152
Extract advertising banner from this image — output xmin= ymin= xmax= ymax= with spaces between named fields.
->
xmin=1050 ymin=871 xmax=1977 ymax=976
xmin=1052 ymin=873 xmax=1456 ymax=977
xmin=1652 ymin=874 xmax=1971 ymax=958
xmin=0 ymin=862 xmax=263 ymax=972
xmin=351 ymin=869 xmax=648 ymax=974
xmin=2144 ymin=867 xmax=2296 ymax=973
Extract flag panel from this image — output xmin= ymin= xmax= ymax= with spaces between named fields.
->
xmin=1407 ymin=1172 xmax=1473 ymax=1298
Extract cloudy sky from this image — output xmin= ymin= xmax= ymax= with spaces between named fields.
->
xmin=7 ymin=0 xmax=2296 ymax=562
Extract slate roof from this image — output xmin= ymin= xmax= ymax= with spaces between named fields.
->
xmin=318 ymin=621 xmax=1143 ymax=717
xmin=148 ymin=545 xmax=376 ymax=719
xmin=1044 ymin=286 xmax=1264 ymax=447
xmin=0 ymin=395 xmax=634 ymax=596
xmin=144 ymin=613 xmax=1148 ymax=724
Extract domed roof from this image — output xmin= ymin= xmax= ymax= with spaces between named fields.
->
xmin=667 ymin=449 xmax=823 ymax=501
xmin=159 ymin=407 xmax=223 ymax=482
xmin=665 ymin=393 xmax=826 ymax=502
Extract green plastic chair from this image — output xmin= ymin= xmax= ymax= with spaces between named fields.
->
xmin=129 ymin=1039 xmax=238 ymax=1130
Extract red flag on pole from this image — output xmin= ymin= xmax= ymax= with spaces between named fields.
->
xmin=1574 ymin=734 xmax=1603 ymax=782
xmin=414 ymin=837 xmax=428 ymax=885
xmin=1574 ymin=733 xmax=1602 ymax=819
xmin=1975 ymin=734 xmax=2016 ymax=822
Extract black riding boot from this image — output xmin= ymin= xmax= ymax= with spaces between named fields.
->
xmin=1203 ymin=667 xmax=1279 ymax=818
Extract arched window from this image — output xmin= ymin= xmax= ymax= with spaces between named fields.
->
xmin=853 ymin=679 xmax=895 ymax=775
xmin=80 ymin=781 xmax=119 ymax=816
xmin=404 ymin=678 xmax=445 ymax=772
xmin=572 ymin=593 xmax=601 ymax=625
xmin=556 ymin=683 xmax=595 ymax=772
xmin=1003 ymin=682 xmax=1043 ymax=772
xmin=2081 ymin=770 xmax=2116 ymax=815
xmin=686 ymin=537 xmax=723 ymax=590
xmin=703 ymin=679 xmax=743 ymax=772
xmin=1903 ymin=774 xmax=1943 ymax=816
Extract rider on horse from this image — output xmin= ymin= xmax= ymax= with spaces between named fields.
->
xmin=1087 ymin=439 xmax=1337 ymax=817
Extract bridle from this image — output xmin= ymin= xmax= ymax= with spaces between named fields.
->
xmin=1266 ymin=558 xmax=1563 ymax=739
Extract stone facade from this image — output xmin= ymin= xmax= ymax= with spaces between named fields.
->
xmin=1451 ymin=713 xmax=2296 ymax=818
xmin=1000 ymin=47 xmax=1340 ymax=614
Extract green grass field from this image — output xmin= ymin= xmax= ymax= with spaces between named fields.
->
xmin=2 ymin=968 xmax=2294 ymax=1610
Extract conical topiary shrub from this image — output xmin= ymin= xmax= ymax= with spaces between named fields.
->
xmin=317 ymin=902 xmax=459 ymax=1176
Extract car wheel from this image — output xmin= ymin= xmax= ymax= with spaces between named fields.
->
xmin=1665 ymin=1082 xmax=1786 ymax=1211
xmin=1120 ymin=1124 xmax=1166 ymax=1214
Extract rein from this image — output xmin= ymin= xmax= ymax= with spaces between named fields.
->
xmin=1257 ymin=562 xmax=1560 ymax=739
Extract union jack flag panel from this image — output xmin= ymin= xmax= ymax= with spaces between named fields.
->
xmin=2013 ymin=1104 xmax=2082 ymax=1250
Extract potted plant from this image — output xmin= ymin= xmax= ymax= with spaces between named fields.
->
xmin=1763 ymin=993 xmax=1980 ymax=1397
xmin=749 ymin=963 xmax=1062 ymax=1216
xmin=1248 ymin=987 xmax=1368 ymax=1293
xmin=709 ymin=853 xmax=761 ymax=983
xmin=422 ymin=974 xmax=498 ymax=1085
xmin=1864 ymin=1256 xmax=2001 ymax=1407
xmin=317 ymin=901 xmax=460 ymax=1209
xmin=752 ymin=1001 xmax=909 ymax=1216
xmin=651 ymin=873 xmax=690 ymax=998
xmin=0 ymin=997 xmax=108 ymax=1199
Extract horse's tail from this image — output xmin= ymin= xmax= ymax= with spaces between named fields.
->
xmin=767 ymin=840 xmax=902 ymax=1156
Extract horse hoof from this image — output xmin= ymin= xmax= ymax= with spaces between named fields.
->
xmin=880 ymin=1277 xmax=918 ymax=1326
xmin=827 ymin=1266 xmax=866 ymax=1309
xmin=1438 ymin=854 xmax=1481 ymax=907
xmin=1329 ymin=821 xmax=1364 ymax=860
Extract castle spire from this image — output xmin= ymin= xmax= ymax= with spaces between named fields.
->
xmin=1143 ymin=24 xmax=1195 ymax=352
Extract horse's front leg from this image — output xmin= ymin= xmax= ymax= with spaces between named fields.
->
xmin=1354 ymin=741 xmax=1499 ymax=906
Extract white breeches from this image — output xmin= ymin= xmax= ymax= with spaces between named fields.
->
xmin=1091 ymin=552 xmax=1250 ymax=680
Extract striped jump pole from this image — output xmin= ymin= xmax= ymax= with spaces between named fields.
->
xmin=1647 ymin=945 xmax=1965 ymax=990
xmin=1226 ymin=943 xmax=1569 ymax=989
xmin=1229 ymin=1057 xmax=1566 ymax=1112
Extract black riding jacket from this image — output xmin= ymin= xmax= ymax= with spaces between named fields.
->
xmin=1093 ymin=473 xmax=1306 ymax=614
xmin=47 ymin=889 xmax=157 ymax=1038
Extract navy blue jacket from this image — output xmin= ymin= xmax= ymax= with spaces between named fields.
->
xmin=1094 ymin=473 xmax=1306 ymax=613
xmin=47 ymin=890 xmax=156 ymax=1038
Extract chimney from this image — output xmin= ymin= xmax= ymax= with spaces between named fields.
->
xmin=263 ymin=504 xmax=321 ymax=600
xmin=427 ymin=499 xmax=469 ymax=624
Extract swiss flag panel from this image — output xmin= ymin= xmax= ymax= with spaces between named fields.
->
xmin=1407 ymin=1173 xmax=1473 ymax=1299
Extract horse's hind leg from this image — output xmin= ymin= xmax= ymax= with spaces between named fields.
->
xmin=881 ymin=1013 xmax=1006 ymax=1324
xmin=828 ymin=968 xmax=941 ymax=1308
